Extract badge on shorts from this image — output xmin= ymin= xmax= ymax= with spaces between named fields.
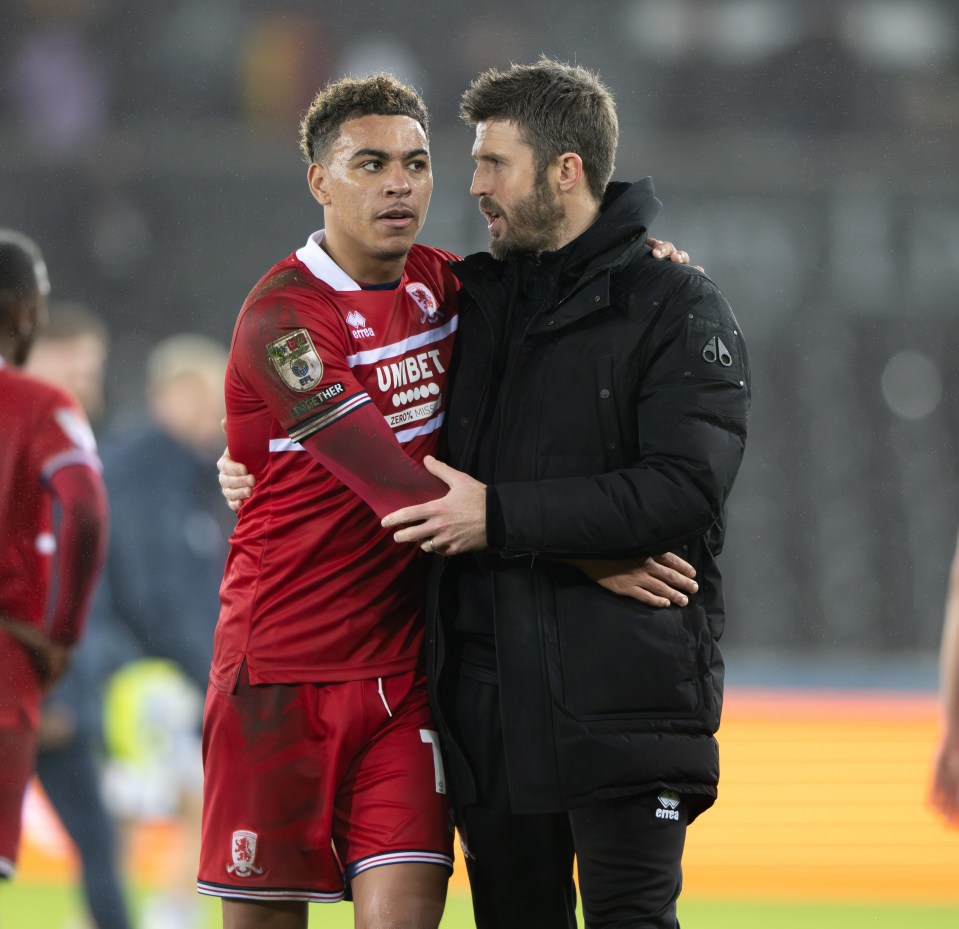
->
xmin=227 ymin=829 xmax=264 ymax=876
xmin=268 ymin=329 xmax=324 ymax=392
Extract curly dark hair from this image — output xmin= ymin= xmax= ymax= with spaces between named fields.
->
xmin=299 ymin=73 xmax=430 ymax=165
xmin=460 ymin=57 xmax=618 ymax=202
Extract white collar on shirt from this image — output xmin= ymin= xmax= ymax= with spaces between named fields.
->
xmin=295 ymin=230 xmax=362 ymax=292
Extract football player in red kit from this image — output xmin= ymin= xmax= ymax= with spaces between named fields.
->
xmin=0 ymin=230 xmax=108 ymax=882
xmin=196 ymin=75 xmax=460 ymax=929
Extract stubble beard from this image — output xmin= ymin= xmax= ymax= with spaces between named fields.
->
xmin=487 ymin=171 xmax=568 ymax=260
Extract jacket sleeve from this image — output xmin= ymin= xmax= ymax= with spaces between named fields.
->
xmin=488 ymin=273 xmax=750 ymax=558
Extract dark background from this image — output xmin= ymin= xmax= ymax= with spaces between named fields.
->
xmin=3 ymin=0 xmax=957 ymax=680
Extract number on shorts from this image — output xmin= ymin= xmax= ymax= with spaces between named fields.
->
xmin=419 ymin=729 xmax=447 ymax=794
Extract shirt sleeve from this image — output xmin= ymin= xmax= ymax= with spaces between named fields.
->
xmin=29 ymin=390 xmax=109 ymax=645
xmin=232 ymin=295 xmax=446 ymax=518
xmin=31 ymin=393 xmax=102 ymax=484
xmin=46 ymin=463 xmax=109 ymax=646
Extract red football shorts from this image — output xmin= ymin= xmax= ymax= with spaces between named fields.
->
xmin=0 ymin=635 xmax=41 ymax=879
xmin=197 ymin=664 xmax=453 ymax=903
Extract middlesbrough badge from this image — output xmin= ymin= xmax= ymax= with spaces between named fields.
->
xmin=227 ymin=829 xmax=265 ymax=876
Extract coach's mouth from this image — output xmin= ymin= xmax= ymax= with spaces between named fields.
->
xmin=477 ymin=196 xmax=504 ymax=236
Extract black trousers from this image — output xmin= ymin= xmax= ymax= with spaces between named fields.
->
xmin=453 ymin=672 xmax=687 ymax=929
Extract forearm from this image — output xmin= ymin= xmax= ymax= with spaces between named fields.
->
xmin=47 ymin=466 xmax=109 ymax=645
xmin=487 ymin=464 xmax=725 ymax=558
xmin=301 ymin=401 xmax=447 ymax=519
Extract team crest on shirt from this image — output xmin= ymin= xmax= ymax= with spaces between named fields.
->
xmin=226 ymin=830 xmax=264 ymax=876
xmin=406 ymin=282 xmax=443 ymax=325
xmin=268 ymin=328 xmax=324 ymax=392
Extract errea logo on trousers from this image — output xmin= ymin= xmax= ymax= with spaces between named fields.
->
xmin=656 ymin=790 xmax=681 ymax=821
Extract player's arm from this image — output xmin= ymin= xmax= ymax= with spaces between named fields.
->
xmin=297 ymin=400 xmax=448 ymax=518
xmin=234 ymin=307 xmax=447 ymax=519
xmin=932 ymin=527 xmax=959 ymax=824
xmin=4 ymin=464 xmax=108 ymax=689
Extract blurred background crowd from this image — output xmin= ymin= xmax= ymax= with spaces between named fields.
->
xmin=3 ymin=1 xmax=958 ymax=687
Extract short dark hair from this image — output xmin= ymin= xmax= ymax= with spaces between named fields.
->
xmin=0 ymin=229 xmax=48 ymax=317
xmin=459 ymin=58 xmax=618 ymax=202
xmin=299 ymin=73 xmax=430 ymax=165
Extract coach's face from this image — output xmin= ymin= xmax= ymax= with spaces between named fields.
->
xmin=470 ymin=119 xmax=567 ymax=259
xmin=308 ymin=114 xmax=432 ymax=283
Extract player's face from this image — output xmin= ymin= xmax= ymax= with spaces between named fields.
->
xmin=308 ymin=114 xmax=432 ymax=283
xmin=470 ymin=119 xmax=567 ymax=260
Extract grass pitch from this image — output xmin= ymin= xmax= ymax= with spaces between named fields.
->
xmin=2 ymin=884 xmax=958 ymax=928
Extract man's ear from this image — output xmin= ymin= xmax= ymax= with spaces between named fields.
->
xmin=555 ymin=152 xmax=585 ymax=193
xmin=307 ymin=162 xmax=332 ymax=206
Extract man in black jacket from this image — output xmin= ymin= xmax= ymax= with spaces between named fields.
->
xmin=383 ymin=58 xmax=750 ymax=929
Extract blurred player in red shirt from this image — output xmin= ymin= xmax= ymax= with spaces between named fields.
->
xmin=0 ymin=230 xmax=108 ymax=883
xmin=196 ymin=75 xmax=461 ymax=929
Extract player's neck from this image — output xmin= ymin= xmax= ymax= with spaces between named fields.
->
xmin=319 ymin=233 xmax=407 ymax=286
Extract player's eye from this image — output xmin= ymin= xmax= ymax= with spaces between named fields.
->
xmin=360 ymin=160 xmax=383 ymax=171
xmin=408 ymin=159 xmax=428 ymax=172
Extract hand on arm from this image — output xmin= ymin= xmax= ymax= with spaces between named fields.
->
xmin=381 ymin=456 xmax=488 ymax=555
xmin=570 ymin=551 xmax=698 ymax=607
xmin=218 ymin=445 xmax=254 ymax=513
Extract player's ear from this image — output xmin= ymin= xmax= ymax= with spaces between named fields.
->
xmin=307 ymin=162 xmax=332 ymax=206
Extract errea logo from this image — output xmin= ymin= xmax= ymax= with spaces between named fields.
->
xmin=656 ymin=791 xmax=681 ymax=821
xmin=346 ymin=309 xmax=375 ymax=339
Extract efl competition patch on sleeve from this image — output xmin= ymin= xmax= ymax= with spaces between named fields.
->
xmin=267 ymin=329 xmax=324 ymax=392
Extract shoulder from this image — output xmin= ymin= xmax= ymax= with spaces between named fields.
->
xmin=622 ymin=251 xmax=736 ymax=316
xmin=242 ymin=256 xmax=327 ymax=315
xmin=405 ymin=244 xmax=464 ymax=303
xmin=236 ymin=263 xmax=340 ymax=348
xmin=408 ymin=243 xmax=462 ymax=267
xmin=1 ymin=366 xmax=78 ymax=414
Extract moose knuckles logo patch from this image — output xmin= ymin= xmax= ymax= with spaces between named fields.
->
xmin=227 ymin=829 xmax=264 ymax=876
xmin=406 ymin=282 xmax=443 ymax=324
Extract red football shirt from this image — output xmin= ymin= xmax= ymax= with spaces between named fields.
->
xmin=0 ymin=360 xmax=102 ymax=632
xmin=213 ymin=232 xmax=461 ymax=688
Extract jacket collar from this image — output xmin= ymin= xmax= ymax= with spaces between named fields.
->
xmin=452 ymin=178 xmax=662 ymax=325
xmin=453 ymin=178 xmax=660 ymax=281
